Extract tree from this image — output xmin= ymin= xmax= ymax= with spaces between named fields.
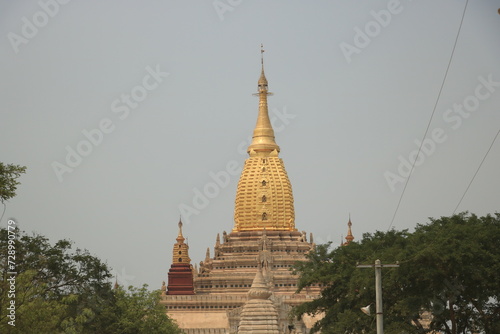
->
xmin=0 ymin=227 xmax=114 ymax=333
xmin=108 ymin=285 xmax=183 ymax=334
xmin=292 ymin=213 xmax=500 ymax=334
xmin=0 ymin=163 xmax=26 ymax=203
xmin=408 ymin=213 xmax=500 ymax=333
xmin=1 ymin=269 xmax=70 ymax=334
xmin=0 ymin=228 xmax=181 ymax=333
xmin=0 ymin=167 xmax=180 ymax=333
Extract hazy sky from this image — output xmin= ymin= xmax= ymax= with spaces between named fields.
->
xmin=1 ymin=0 xmax=499 ymax=289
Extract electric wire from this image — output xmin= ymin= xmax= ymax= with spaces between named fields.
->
xmin=453 ymin=128 xmax=500 ymax=214
xmin=387 ymin=0 xmax=469 ymax=231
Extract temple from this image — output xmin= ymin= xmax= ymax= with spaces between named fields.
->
xmin=161 ymin=48 xmax=350 ymax=333
xmin=165 ymin=219 xmax=195 ymax=295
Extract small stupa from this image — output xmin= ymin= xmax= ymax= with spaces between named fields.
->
xmin=238 ymin=267 xmax=280 ymax=334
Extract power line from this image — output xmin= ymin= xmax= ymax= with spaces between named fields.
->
xmin=453 ymin=128 xmax=500 ymax=214
xmin=387 ymin=0 xmax=470 ymax=230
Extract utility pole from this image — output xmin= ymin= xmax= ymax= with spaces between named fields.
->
xmin=357 ymin=259 xmax=399 ymax=334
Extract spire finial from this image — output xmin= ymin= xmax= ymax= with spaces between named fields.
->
xmin=257 ymin=44 xmax=268 ymax=90
xmin=261 ymin=43 xmax=265 ymax=66
xmin=176 ymin=217 xmax=185 ymax=243
xmin=247 ymin=46 xmax=279 ymax=155
xmin=344 ymin=215 xmax=354 ymax=245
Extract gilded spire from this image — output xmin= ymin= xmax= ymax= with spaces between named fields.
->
xmin=343 ymin=215 xmax=354 ymax=246
xmin=167 ymin=217 xmax=194 ymax=295
xmin=258 ymin=44 xmax=268 ymax=88
xmin=247 ymin=44 xmax=279 ymax=156
xmin=176 ymin=218 xmax=185 ymax=243
xmin=233 ymin=46 xmax=295 ymax=232
xmin=172 ymin=218 xmax=191 ymax=263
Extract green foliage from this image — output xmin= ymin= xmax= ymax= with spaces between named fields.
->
xmin=0 ymin=163 xmax=26 ymax=203
xmin=110 ymin=285 xmax=183 ymax=334
xmin=0 ymin=228 xmax=113 ymax=333
xmin=3 ymin=269 xmax=69 ymax=334
xmin=292 ymin=212 xmax=500 ymax=334
xmin=0 ymin=228 xmax=181 ymax=333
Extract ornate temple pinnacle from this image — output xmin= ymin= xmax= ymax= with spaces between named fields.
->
xmin=258 ymin=43 xmax=268 ymax=87
xmin=163 ymin=53 xmax=320 ymax=333
xmin=343 ymin=215 xmax=354 ymax=245
xmin=233 ymin=48 xmax=295 ymax=232
xmin=205 ymin=247 xmax=210 ymax=262
xmin=176 ymin=218 xmax=185 ymax=243
xmin=171 ymin=219 xmax=191 ymax=264
xmin=247 ymin=45 xmax=280 ymax=156
xmin=258 ymin=45 xmax=268 ymax=88
xmin=167 ymin=219 xmax=194 ymax=295
xmin=215 ymin=233 xmax=221 ymax=247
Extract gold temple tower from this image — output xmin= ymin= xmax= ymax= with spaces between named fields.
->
xmin=161 ymin=49 xmax=322 ymax=334
xmin=234 ymin=50 xmax=295 ymax=232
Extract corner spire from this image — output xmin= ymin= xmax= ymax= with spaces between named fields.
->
xmin=176 ymin=217 xmax=185 ymax=243
xmin=343 ymin=215 xmax=354 ymax=246
xmin=166 ymin=218 xmax=194 ymax=295
xmin=171 ymin=218 xmax=191 ymax=263
xmin=205 ymin=247 xmax=210 ymax=262
xmin=247 ymin=44 xmax=279 ymax=156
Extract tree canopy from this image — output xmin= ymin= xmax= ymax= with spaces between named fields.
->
xmin=292 ymin=213 xmax=500 ymax=334
xmin=0 ymin=228 xmax=181 ymax=334
xmin=0 ymin=163 xmax=26 ymax=203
